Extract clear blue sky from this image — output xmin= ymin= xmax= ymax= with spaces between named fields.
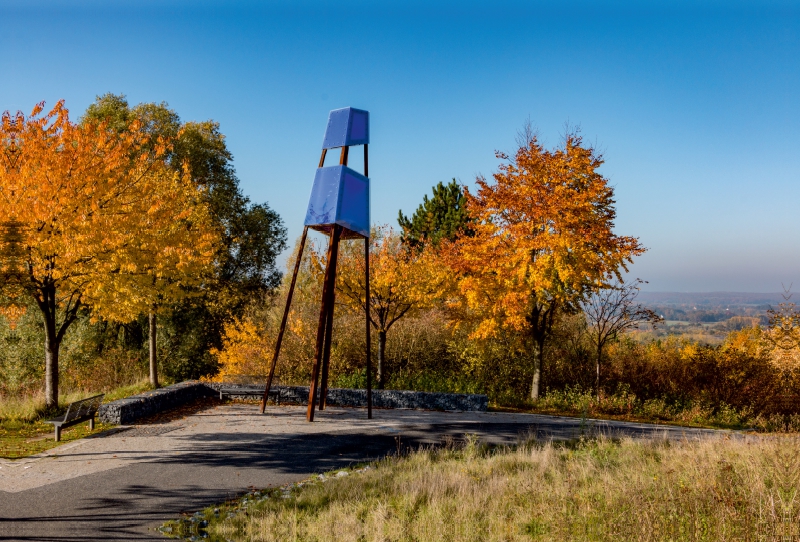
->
xmin=1 ymin=1 xmax=798 ymax=292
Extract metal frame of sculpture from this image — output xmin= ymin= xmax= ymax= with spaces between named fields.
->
xmin=260 ymin=107 xmax=373 ymax=422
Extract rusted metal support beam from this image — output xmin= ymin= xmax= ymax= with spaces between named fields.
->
xmin=307 ymin=225 xmax=342 ymax=422
xmin=261 ymin=226 xmax=309 ymax=413
xmin=318 ymin=261 xmax=338 ymax=410
xmin=365 ymin=236 xmax=372 ymax=419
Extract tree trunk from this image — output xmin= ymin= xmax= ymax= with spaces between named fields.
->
xmin=37 ymin=281 xmax=80 ymax=410
xmin=377 ymin=329 xmax=387 ymax=389
xmin=149 ymin=311 xmax=159 ymax=388
xmin=530 ymin=341 xmax=541 ymax=401
xmin=44 ymin=324 xmax=59 ymax=409
xmin=596 ymin=344 xmax=602 ymax=403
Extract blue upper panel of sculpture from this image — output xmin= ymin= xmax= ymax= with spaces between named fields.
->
xmin=322 ymin=107 xmax=369 ymax=149
xmin=305 ymin=107 xmax=371 ymax=238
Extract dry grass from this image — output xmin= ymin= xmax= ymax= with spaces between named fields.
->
xmin=0 ymin=380 xmax=153 ymax=422
xmin=0 ymin=389 xmax=101 ymax=422
xmin=206 ymin=435 xmax=800 ymax=541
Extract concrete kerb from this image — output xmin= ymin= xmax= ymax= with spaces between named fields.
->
xmin=99 ymin=380 xmax=489 ymax=425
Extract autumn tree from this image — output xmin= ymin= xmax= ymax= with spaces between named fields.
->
xmin=323 ymin=226 xmax=444 ymax=388
xmin=582 ymin=279 xmax=660 ymax=401
xmin=398 ymin=179 xmax=471 ymax=249
xmin=82 ymin=94 xmax=287 ymax=381
xmin=446 ymin=128 xmax=644 ymax=400
xmin=0 ymin=101 xmax=217 ymax=407
xmin=82 ymin=96 xmax=185 ymax=387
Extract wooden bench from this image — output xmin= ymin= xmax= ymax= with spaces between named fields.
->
xmin=45 ymin=393 xmax=105 ymax=442
xmin=218 ymin=375 xmax=281 ymax=405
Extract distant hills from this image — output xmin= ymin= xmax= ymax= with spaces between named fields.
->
xmin=637 ymin=292 xmax=790 ymax=308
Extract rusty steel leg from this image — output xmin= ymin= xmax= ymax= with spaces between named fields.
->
xmin=318 ymin=292 xmax=335 ymax=410
xmin=261 ymin=226 xmax=309 ymax=414
xmin=365 ymin=236 xmax=372 ymax=419
xmin=363 ymin=146 xmax=371 ymax=418
xmin=306 ymin=244 xmax=333 ymax=421
xmin=319 ymin=226 xmax=342 ymax=410
xmin=307 ymin=225 xmax=342 ymax=422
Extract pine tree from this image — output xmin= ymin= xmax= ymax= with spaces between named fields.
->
xmin=397 ymin=179 xmax=471 ymax=249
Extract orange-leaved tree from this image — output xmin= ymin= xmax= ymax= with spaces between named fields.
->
xmin=446 ymin=128 xmax=644 ymax=400
xmin=0 ymin=101 xmax=218 ymax=407
xmin=319 ymin=226 xmax=447 ymax=388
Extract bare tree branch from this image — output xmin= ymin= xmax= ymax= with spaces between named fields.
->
xmin=582 ymin=279 xmax=661 ymax=401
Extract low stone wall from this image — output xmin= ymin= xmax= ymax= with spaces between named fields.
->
xmin=99 ymin=381 xmax=488 ymax=425
xmin=206 ymin=383 xmax=488 ymax=412
xmin=99 ymin=380 xmax=215 ymax=425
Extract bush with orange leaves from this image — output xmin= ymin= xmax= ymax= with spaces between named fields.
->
xmin=608 ymin=329 xmax=786 ymax=413
xmin=541 ymin=322 xmax=795 ymax=421
xmin=209 ymin=319 xmax=272 ymax=382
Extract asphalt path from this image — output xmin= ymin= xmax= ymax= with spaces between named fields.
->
xmin=0 ymin=401 xmax=733 ymax=541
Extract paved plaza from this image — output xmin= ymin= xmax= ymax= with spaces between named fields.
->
xmin=0 ymin=401 xmax=730 ymax=541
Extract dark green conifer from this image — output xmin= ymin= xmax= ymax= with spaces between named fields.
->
xmin=397 ymin=179 xmax=471 ymax=248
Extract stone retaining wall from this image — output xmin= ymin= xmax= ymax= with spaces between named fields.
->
xmin=98 ymin=380 xmax=215 ymax=425
xmin=206 ymin=383 xmax=488 ymax=412
xmin=99 ymin=381 xmax=488 ymax=425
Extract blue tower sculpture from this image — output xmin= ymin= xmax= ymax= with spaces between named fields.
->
xmin=261 ymin=107 xmax=373 ymax=422
xmin=304 ymin=107 xmax=370 ymax=238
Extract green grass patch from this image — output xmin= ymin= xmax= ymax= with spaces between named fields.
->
xmin=101 ymin=380 xmax=156 ymax=402
xmin=0 ymin=379 xmax=155 ymax=459
xmin=0 ymin=418 xmax=116 ymax=459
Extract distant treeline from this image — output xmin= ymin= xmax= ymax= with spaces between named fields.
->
xmin=652 ymin=306 xmax=769 ymax=324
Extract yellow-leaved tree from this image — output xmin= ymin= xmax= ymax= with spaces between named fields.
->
xmin=0 ymin=101 xmax=218 ymax=406
xmin=446 ymin=128 xmax=644 ymax=399
xmin=318 ymin=226 xmax=447 ymax=388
